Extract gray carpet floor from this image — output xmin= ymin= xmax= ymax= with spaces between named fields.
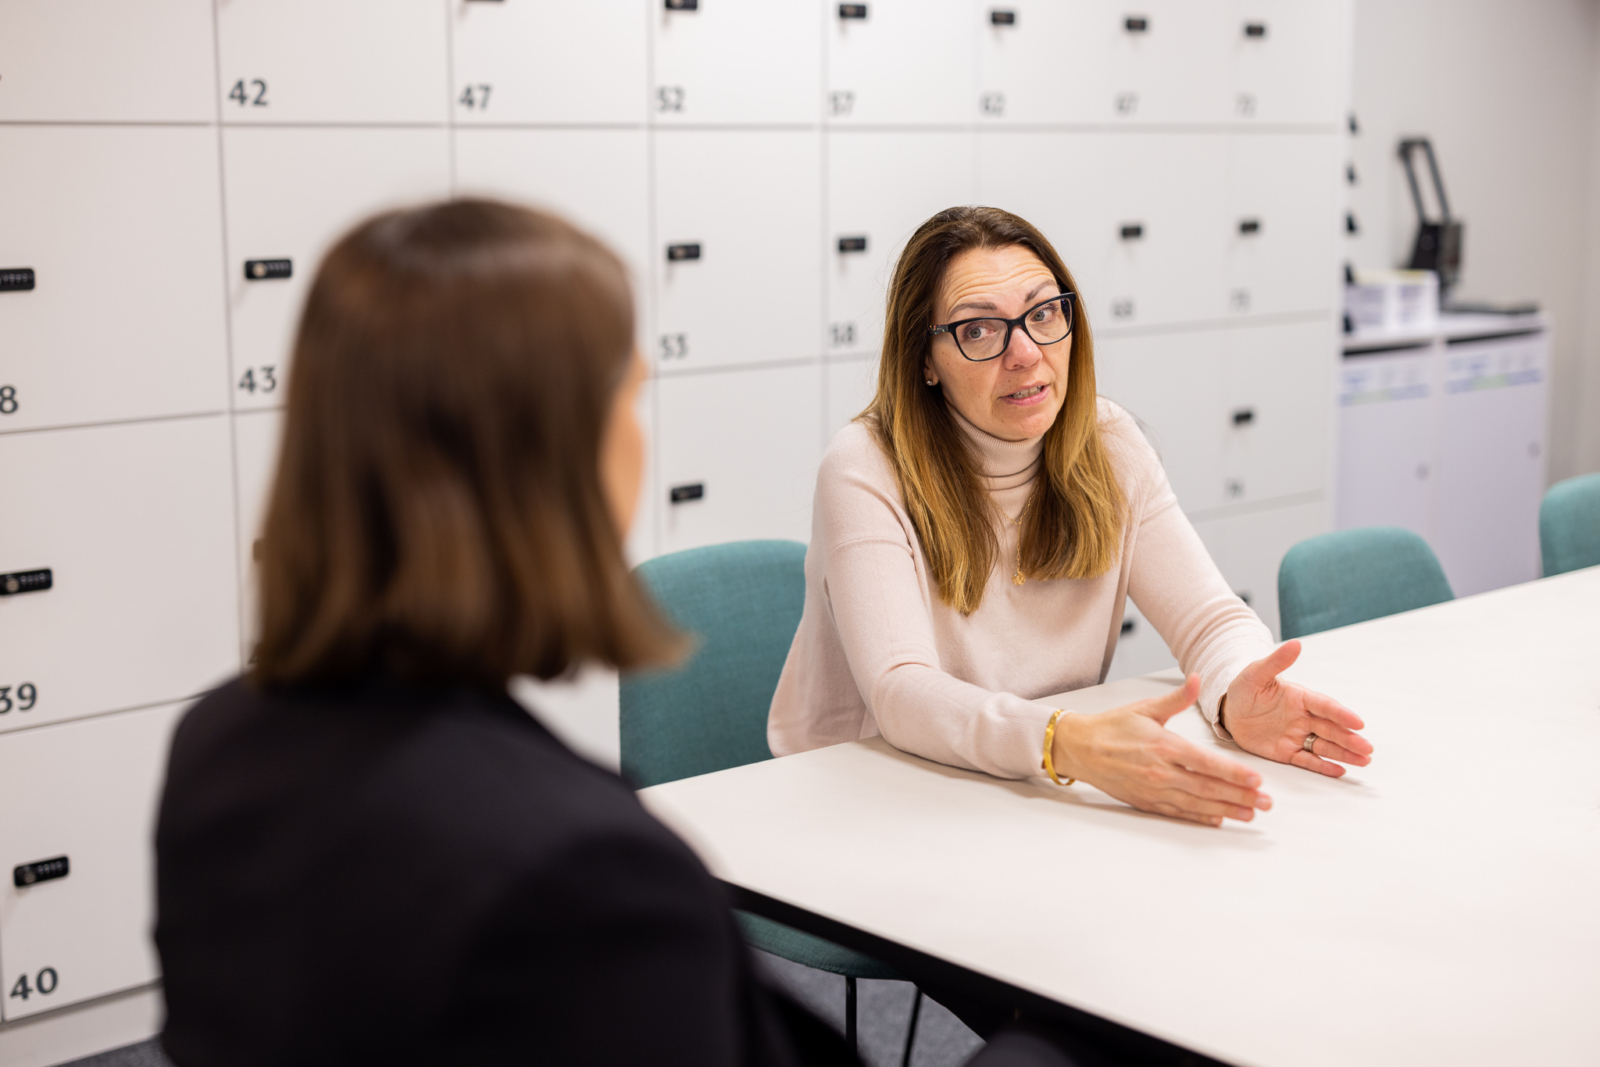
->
xmin=59 ymin=953 xmax=983 ymax=1067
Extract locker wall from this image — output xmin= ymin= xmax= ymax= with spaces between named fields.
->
xmin=0 ymin=0 xmax=1350 ymax=1044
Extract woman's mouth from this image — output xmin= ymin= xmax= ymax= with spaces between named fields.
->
xmin=1002 ymin=384 xmax=1049 ymax=406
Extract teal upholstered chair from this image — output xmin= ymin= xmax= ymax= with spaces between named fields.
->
xmin=621 ymin=540 xmax=920 ymax=1059
xmin=1540 ymin=473 xmax=1600 ymax=577
xmin=1278 ymin=527 xmax=1454 ymax=640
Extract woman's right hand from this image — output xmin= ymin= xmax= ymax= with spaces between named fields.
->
xmin=1051 ymin=674 xmax=1270 ymax=827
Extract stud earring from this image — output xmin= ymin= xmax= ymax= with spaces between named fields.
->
xmin=925 ymin=378 xmax=936 ymax=387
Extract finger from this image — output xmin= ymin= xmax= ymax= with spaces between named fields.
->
xmin=1287 ymin=749 xmax=1347 ymax=778
xmin=1165 ymin=736 xmax=1263 ymax=790
xmin=1238 ymin=639 xmax=1301 ymax=688
xmin=1169 ymin=766 xmax=1273 ymax=811
xmin=1306 ymin=735 xmax=1370 ymax=767
xmin=1154 ymin=793 xmax=1257 ymax=825
xmin=1302 ymin=718 xmax=1373 ymax=757
xmin=1139 ymin=674 xmax=1201 ymax=726
xmin=1302 ymin=688 xmax=1367 ymax=733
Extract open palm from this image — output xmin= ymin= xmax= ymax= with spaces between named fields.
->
xmin=1223 ymin=640 xmax=1373 ymax=777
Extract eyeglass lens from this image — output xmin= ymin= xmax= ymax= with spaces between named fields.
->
xmin=951 ymin=297 xmax=1073 ymax=361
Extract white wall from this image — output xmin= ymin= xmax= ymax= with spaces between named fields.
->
xmin=1347 ymin=0 xmax=1600 ymax=483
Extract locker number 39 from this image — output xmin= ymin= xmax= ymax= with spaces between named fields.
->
xmin=10 ymin=967 xmax=59 ymax=1002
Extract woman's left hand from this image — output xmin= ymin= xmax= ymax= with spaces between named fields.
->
xmin=1222 ymin=640 xmax=1373 ymax=777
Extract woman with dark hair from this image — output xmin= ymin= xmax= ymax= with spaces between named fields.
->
xmin=770 ymin=206 xmax=1373 ymax=824
xmin=154 ymin=199 xmax=1082 ymax=1066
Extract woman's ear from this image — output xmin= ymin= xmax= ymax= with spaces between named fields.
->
xmin=923 ymin=359 xmax=937 ymax=387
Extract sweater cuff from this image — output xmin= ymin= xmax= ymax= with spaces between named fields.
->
xmin=1199 ymin=656 xmax=1256 ymax=743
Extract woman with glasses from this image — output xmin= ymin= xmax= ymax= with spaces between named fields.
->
xmin=769 ymin=206 xmax=1371 ymax=825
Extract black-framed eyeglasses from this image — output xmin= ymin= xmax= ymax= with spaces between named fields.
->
xmin=927 ymin=292 xmax=1076 ymax=362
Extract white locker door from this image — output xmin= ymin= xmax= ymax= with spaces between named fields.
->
xmin=1102 ymin=134 xmax=1228 ymax=330
xmin=656 ymin=364 xmax=821 ymax=554
xmin=222 ymin=126 xmax=452 ymax=411
xmin=825 ymin=356 xmax=877 ymax=441
xmin=232 ymin=407 xmax=284 ymax=659
xmin=653 ymin=130 xmax=821 ymax=372
xmin=1232 ymin=0 xmax=1349 ymax=126
xmin=826 ymin=131 xmax=977 ymax=360
xmin=0 ymin=0 xmax=214 ymax=122
xmin=215 ymin=0 xmax=448 ymax=124
xmin=1087 ymin=0 xmax=1232 ymax=124
xmin=1105 ymin=600 xmax=1178 ymax=683
xmin=453 ymin=0 xmax=647 ymax=125
xmin=977 ymin=132 xmax=1111 ymax=322
xmin=0 ymin=126 xmax=228 ymax=433
xmin=1225 ymin=133 xmax=1340 ymax=319
xmin=653 ymin=0 xmax=821 ymax=125
xmin=1434 ymin=333 xmax=1548 ymax=597
xmin=0 ymin=703 xmax=185 ymax=1019
xmin=1221 ymin=319 xmax=1335 ymax=506
xmin=1193 ymin=499 xmax=1330 ymax=640
xmin=453 ymin=128 xmax=651 ymax=304
xmin=977 ymin=1 xmax=1108 ymax=126
xmin=0 ymin=417 xmax=239 ymax=734
xmin=826 ymin=0 xmax=975 ymax=126
xmin=1335 ymin=346 xmax=1434 ymax=535
xmin=1096 ymin=330 xmax=1227 ymax=515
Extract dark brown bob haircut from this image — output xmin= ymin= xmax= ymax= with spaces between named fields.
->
xmin=868 ymin=205 xmax=1124 ymax=615
xmin=253 ymin=198 xmax=681 ymax=689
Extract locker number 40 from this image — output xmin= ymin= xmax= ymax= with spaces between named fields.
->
xmin=10 ymin=967 xmax=59 ymax=1002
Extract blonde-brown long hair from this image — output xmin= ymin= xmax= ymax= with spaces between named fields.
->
xmin=868 ymin=206 xmax=1124 ymax=615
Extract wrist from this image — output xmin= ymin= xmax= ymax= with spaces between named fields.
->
xmin=1046 ymin=711 xmax=1085 ymax=784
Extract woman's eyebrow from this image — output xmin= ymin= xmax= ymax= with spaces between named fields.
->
xmin=948 ymin=281 xmax=1055 ymax=318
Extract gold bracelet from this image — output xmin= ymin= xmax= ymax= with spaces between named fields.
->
xmin=1042 ymin=709 xmax=1076 ymax=787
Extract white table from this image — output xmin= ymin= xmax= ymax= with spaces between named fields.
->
xmin=642 ymin=568 xmax=1600 ymax=1067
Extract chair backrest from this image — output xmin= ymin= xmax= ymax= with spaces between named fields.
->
xmin=1278 ymin=526 xmax=1454 ymax=640
xmin=620 ymin=540 xmax=807 ymax=788
xmin=1540 ymin=472 xmax=1600 ymax=577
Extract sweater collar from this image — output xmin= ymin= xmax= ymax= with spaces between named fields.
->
xmin=948 ymin=404 xmax=1045 ymax=492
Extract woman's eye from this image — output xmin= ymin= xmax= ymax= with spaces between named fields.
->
xmin=962 ymin=324 xmax=989 ymax=342
xmin=1031 ymin=304 xmax=1058 ymax=323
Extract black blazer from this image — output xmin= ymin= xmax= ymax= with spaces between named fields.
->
xmin=154 ymin=675 xmax=851 ymax=1067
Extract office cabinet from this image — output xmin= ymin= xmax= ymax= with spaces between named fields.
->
xmin=215 ymin=0 xmax=448 ymax=125
xmin=1434 ymin=333 xmax=1547 ymax=596
xmin=454 ymin=128 xmax=651 ymax=303
xmin=1101 ymin=135 xmax=1229 ymax=329
xmin=1084 ymin=0 xmax=1232 ymax=125
xmin=232 ymin=408 xmax=284 ymax=657
xmin=0 ymin=126 xmax=228 ymax=434
xmin=1336 ymin=345 xmax=1433 ymax=535
xmin=652 ymin=130 xmax=822 ymax=372
xmin=826 ymin=0 xmax=975 ymax=126
xmin=1096 ymin=330 xmax=1227 ymax=514
xmin=826 ymin=130 xmax=976 ymax=359
xmin=656 ymin=364 xmax=821 ymax=554
xmin=653 ymin=0 xmax=820 ymax=125
xmin=1221 ymin=319 xmax=1335 ymax=506
xmin=1226 ymin=134 xmax=1340 ymax=318
xmin=0 ymin=0 xmax=214 ymax=122
xmin=977 ymin=1 xmax=1106 ymax=126
xmin=222 ymin=126 xmax=451 ymax=411
xmin=1231 ymin=0 xmax=1349 ymax=126
xmin=0 ymin=417 xmax=238 ymax=734
xmin=825 ymin=356 xmax=877 ymax=441
xmin=452 ymin=0 xmax=647 ymax=126
xmin=1106 ymin=600 xmax=1178 ymax=683
xmin=1194 ymin=499 xmax=1330 ymax=640
xmin=0 ymin=703 xmax=184 ymax=1019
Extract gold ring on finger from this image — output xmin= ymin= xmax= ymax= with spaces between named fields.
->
xmin=1302 ymin=732 xmax=1318 ymax=753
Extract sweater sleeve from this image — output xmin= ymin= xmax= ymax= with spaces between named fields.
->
xmin=1111 ymin=412 xmax=1275 ymax=738
xmin=812 ymin=433 xmax=1059 ymax=781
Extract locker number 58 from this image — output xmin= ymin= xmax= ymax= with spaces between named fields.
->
xmin=10 ymin=967 xmax=59 ymax=1002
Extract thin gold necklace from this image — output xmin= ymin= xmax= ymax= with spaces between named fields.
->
xmin=1009 ymin=497 xmax=1030 ymax=585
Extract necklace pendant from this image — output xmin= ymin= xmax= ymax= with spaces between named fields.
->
xmin=1013 ymin=569 xmax=1025 ymax=586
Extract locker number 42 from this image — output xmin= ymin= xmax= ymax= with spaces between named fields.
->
xmin=228 ymin=79 xmax=269 ymax=107
xmin=10 ymin=968 xmax=59 ymax=1002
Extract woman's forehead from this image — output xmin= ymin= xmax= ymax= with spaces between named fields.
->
xmin=938 ymin=246 xmax=1054 ymax=313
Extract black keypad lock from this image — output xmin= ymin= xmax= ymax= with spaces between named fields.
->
xmin=839 ymin=4 xmax=868 ymax=19
xmin=1 ymin=267 xmax=36 ymax=292
xmin=0 ymin=568 xmax=53 ymax=596
xmin=244 ymin=259 xmax=293 ymax=281
xmin=990 ymin=9 xmax=1016 ymax=25
xmin=1120 ymin=223 xmax=1144 ymax=240
xmin=1124 ymin=15 xmax=1149 ymax=32
xmin=837 ymin=236 xmax=868 ymax=253
xmin=1244 ymin=22 xmax=1267 ymax=37
xmin=14 ymin=856 xmax=69 ymax=887
xmin=670 ymin=483 xmax=705 ymax=504
xmin=666 ymin=243 xmax=702 ymax=262
xmin=1239 ymin=218 xmax=1261 ymax=235
xmin=665 ymin=0 xmax=698 ymax=9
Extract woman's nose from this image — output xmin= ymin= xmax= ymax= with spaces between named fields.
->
xmin=1001 ymin=328 xmax=1043 ymax=370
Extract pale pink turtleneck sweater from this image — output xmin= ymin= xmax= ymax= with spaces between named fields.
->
xmin=767 ymin=397 xmax=1274 ymax=781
